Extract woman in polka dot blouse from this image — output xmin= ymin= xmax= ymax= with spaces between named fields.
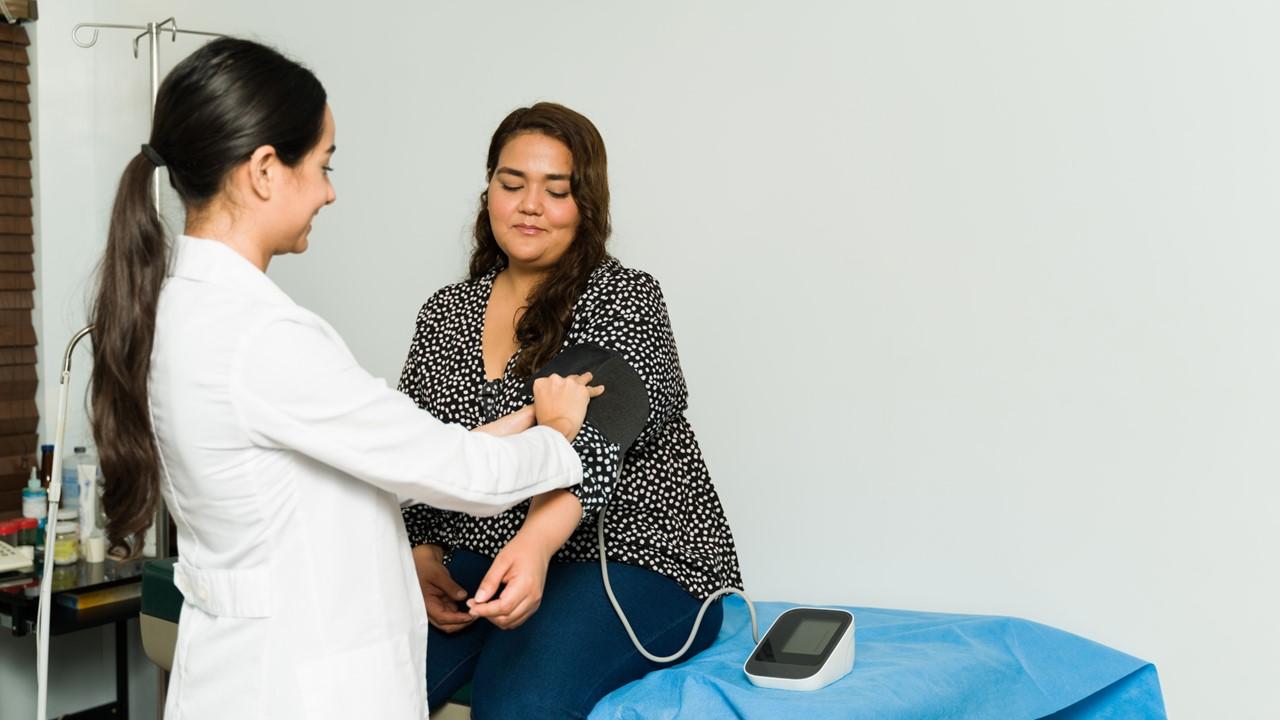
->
xmin=398 ymin=102 xmax=743 ymax=717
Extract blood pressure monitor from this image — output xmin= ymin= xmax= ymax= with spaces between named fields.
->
xmin=744 ymin=607 xmax=855 ymax=691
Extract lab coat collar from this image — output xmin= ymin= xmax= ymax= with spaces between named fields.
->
xmin=170 ymin=235 xmax=296 ymax=307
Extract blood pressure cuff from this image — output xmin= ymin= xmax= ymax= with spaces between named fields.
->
xmin=527 ymin=342 xmax=649 ymax=455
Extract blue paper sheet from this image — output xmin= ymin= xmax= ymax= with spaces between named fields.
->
xmin=590 ymin=597 xmax=1165 ymax=720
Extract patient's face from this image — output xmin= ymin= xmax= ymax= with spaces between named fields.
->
xmin=487 ymin=132 xmax=580 ymax=273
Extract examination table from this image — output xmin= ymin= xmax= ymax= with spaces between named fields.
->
xmin=140 ymin=560 xmax=1164 ymax=718
xmin=591 ymin=596 xmax=1165 ymax=719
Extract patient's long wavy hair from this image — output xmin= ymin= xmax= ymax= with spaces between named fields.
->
xmin=468 ymin=102 xmax=612 ymax=377
xmin=89 ymin=38 xmax=326 ymax=556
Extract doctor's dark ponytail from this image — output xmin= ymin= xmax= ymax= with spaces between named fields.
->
xmin=91 ymin=152 xmax=166 ymax=558
xmin=89 ymin=37 xmax=327 ymax=557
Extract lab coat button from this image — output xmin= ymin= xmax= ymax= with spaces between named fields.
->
xmin=197 ymin=584 xmax=209 ymax=601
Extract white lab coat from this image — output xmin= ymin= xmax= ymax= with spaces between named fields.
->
xmin=149 ymin=236 xmax=582 ymax=719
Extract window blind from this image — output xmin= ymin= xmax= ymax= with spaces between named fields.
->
xmin=0 ymin=21 xmax=35 ymax=512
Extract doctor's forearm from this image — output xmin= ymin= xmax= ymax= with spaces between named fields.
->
xmin=519 ymin=489 xmax=583 ymax=555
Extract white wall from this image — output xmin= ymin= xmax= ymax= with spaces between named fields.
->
xmin=23 ymin=2 xmax=1280 ymax=718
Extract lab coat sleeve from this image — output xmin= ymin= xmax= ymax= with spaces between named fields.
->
xmin=230 ymin=311 xmax=582 ymax=516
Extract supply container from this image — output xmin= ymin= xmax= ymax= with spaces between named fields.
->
xmin=39 ymin=444 xmax=54 ymax=487
xmin=61 ymin=446 xmax=86 ymax=511
xmin=16 ymin=517 xmax=37 ymax=548
xmin=53 ymin=522 xmax=80 ymax=565
xmin=77 ymin=448 xmax=101 ymax=540
xmin=83 ymin=533 xmax=106 ymax=563
xmin=21 ymin=467 xmax=46 ymax=520
xmin=0 ymin=519 xmax=17 ymax=547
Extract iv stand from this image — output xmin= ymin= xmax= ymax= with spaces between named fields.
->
xmin=35 ymin=18 xmax=223 ymax=720
xmin=72 ymin=17 xmax=223 ymax=206
xmin=67 ymin=15 xmax=223 ymax=559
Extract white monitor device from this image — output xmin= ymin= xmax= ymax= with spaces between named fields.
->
xmin=744 ymin=607 xmax=855 ymax=691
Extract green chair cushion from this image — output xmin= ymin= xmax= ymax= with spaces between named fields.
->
xmin=141 ymin=556 xmax=182 ymax=623
xmin=450 ymin=682 xmax=472 ymax=706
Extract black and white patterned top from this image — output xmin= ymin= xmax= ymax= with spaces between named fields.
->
xmin=398 ymin=259 xmax=743 ymax=600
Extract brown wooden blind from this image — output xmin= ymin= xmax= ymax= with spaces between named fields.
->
xmin=0 ymin=3 xmax=36 ymax=23
xmin=0 ymin=22 xmax=34 ymax=512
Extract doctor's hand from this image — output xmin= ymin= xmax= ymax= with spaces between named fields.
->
xmin=533 ymin=372 xmax=604 ymax=443
xmin=412 ymin=544 xmax=475 ymax=634
xmin=466 ymin=533 xmax=551 ymax=630
xmin=473 ymin=405 xmax=535 ymax=437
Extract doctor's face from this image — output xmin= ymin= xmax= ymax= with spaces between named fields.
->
xmin=276 ymin=105 xmax=337 ymax=256
xmin=487 ymin=132 xmax=580 ymax=273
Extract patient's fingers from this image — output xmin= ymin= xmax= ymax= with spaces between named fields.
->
xmin=422 ymin=562 xmax=467 ymax=602
xmin=472 ymin=554 xmax=511 ymax=605
xmin=432 ymin=616 xmax=475 ymax=634
xmin=467 ymin=572 xmax=527 ymax=620
xmin=424 ymin=594 xmax=474 ymax=626
xmin=489 ymin=596 xmax=538 ymax=629
xmin=467 ymin=589 xmax=519 ymax=619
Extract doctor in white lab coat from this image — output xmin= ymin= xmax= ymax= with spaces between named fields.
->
xmin=88 ymin=38 xmax=599 ymax=719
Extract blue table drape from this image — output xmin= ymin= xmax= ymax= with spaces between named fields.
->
xmin=591 ymin=597 xmax=1165 ymax=719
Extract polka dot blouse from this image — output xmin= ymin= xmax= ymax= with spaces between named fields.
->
xmin=398 ymin=259 xmax=744 ymax=600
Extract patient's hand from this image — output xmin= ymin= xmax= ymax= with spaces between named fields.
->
xmin=472 ymin=405 xmax=535 ymax=437
xmin=466 ymin=533 xmax=551 ymax=630
xmin=466 ymin=490 xmax=581 ymax=630
xmin=412 ymin=544 xmax=475 ymax=634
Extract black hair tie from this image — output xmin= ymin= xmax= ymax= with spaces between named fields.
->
xmin=140 ymin=143 xmax=167 ymax=168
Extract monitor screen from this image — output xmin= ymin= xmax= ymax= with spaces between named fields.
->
xmin=779 ymin=617 xmax=843 ymax=656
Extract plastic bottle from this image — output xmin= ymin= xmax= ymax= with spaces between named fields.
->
xmin=21 ymin=467 xmax=46 ymax=520
xmin=77 ymin=447 xmax=101 ymax=540
xmin=61 ymin=446 xmax=86 ymax=511
xmin=22 ymin=467 xmax=48 ymax=559
xmin=39 ymin=444 xmax=54 ymax=487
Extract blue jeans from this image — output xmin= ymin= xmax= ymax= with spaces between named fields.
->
xmin=427 ymin=549 xmax=723 ymax=719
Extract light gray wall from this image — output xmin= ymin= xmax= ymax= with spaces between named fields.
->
xmin=24 ymin=2 xmax=1280 ymax=718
